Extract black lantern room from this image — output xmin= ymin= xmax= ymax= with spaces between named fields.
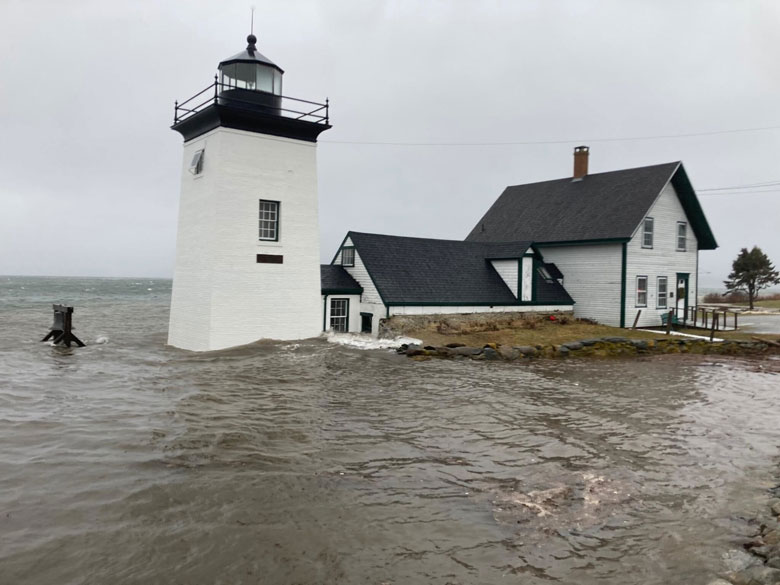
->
xmin=172 ymin=34 xmax=330 ymax=143
xmin=218 ymin=34 xmax=283 ymax=112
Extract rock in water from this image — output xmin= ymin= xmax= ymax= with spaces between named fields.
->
xmin=727 ymin=565 xmax=780 ymax=585
xmin=722 ymin=549 xmax=763 ymax=573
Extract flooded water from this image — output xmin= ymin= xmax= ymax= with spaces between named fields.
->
xmin=739 ymin=313 xmax=780 ymax=334
xmin=1 ymin=276 xmax=779 ymax=585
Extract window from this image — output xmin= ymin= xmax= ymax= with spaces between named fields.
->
xmin=642 ymin=217 xmax=654 ymax=248
xmin=259 ymin=200 xmax=279 ymax=241
xmin=657 ymin=276 xmax=668 ymax=309
xmin=330 ymin=298 xmax=349 ymax=332
xmin=677 ymin=222 xmax=687 ymax=251
xmin=537 ymin=265 xmax=552 ymax=281
xmin=189 ymin=149 xmax=204 ymax=175
xmin=636 ymin=276 xmax=648 ymax=307
xmin=341 ymin=247 xmax=355 ymax=267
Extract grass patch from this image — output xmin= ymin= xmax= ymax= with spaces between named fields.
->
xmin=390 ymin=312 xmax=780 ymax=348
xmin=401 ymin=318 xmax=662 ymax=347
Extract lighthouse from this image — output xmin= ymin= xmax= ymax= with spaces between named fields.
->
xmin=168 ymin=34 xmax=331 ymax=351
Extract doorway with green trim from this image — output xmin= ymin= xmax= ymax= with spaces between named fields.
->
xmin=676 ymin=273 xmax=689 ymax=323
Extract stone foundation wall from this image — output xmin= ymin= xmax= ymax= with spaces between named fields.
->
xmin=379 ymin=310 xmax=575 ymax=338
xmin=398 ymin=336 xmax=774 ymax=361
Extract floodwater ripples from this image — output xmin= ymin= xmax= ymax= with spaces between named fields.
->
xmin=0 ymin=277 xmax=779 ymax=584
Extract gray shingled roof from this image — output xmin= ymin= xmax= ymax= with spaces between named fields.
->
xmin=321 ymin=265 xmax=363 ymax=294
xmin=466 ymin=162 xmax=717 ymax=249
xmin=344 ymin=232 xmax=573 ymax=305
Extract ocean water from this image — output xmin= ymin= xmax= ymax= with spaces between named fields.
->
xmin=1 ymin=276 xmax=779 ymax=585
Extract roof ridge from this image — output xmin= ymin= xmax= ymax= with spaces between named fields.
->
xmin=505 ymin=161 xmax=681 ymax=190
xmin=349 ymin=231 xmax=531 ymax=246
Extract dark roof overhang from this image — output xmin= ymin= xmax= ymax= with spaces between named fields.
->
xmin=172 ymin=103 xmax=331 ymax=143
xmin=669 ymin=163 xmax=718 ymax=250
xmin=321 ymin=288 xmax=363 ymax=295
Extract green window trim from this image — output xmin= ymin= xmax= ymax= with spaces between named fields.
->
xmin=657 ymin=276 xmax=668 ymax=309
xmin=636 ymin=275 xmax=648 ymax=308
xmin=329 ymin=298 xmax=349 ymax=332
xmin=341 ymin=246 xmax=355 ymax=267
xmin=642 ymin=217 xmax=654 ymax=249
xmin=676 ymin=222 xmax=687 ymax=252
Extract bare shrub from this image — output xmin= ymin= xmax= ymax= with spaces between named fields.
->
xmin=702 ymin=291 xmax=748 ymax=303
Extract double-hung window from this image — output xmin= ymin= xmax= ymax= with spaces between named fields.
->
xmin=642 ymin=217 xmax=654 ymax=248
xmin=259 ymin=200 xmax=279 ymax=241
xmin=341 ymin=247 xmax=355 ymax=267
xmin=677 ymin=222 xmax=687 ymax=251
xmin=636 ymin=276 xmax=648 ymax=307
xmin=657 ymin=276 xmax=668 ymax=309
xmin=329 ymin=298 xmax=349 ymax=332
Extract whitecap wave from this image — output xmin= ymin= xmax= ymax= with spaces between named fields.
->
xmin=325 ymin=331 xmax=421 ymax=350
xmin=94 ymin=336 xmax=110 ymax=344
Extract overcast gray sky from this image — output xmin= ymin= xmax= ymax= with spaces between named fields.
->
xmin=2 ymin=0 xmax=779 ymax=288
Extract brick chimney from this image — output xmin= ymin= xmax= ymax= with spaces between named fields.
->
xmin=573 ymin=145 xmax=589 ymax=179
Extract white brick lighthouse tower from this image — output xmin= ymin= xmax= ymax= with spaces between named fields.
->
xmin=168 ymin=34 xmax=331 ymax=351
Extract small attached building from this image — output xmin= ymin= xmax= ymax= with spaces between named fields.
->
xmin=321 ymin=232 xmax=574 ymax=335
xmin=466 ymin=148 xmax=717 ymax=328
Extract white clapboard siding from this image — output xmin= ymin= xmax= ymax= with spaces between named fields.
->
xmin=540 ymin=244 xmax=623 ymax=326
xmin=490 ymin=260 xmax=518 ymax=297
xmin=625 ymin=181 xmax=699 ymax=328
xmin=389 ymin=305 xmax=573 ymax=316
xmin=335 ymin=237 xmax=384 ymax=306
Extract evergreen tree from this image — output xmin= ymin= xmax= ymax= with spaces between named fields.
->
xmin=723 ymin=246 xmax=780 ymax=310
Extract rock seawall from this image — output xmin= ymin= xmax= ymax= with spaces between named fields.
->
xmin=398 ymin=337 xmax=773 ymax=361
xmin=711 ymin=485 xmax=780 ymax=585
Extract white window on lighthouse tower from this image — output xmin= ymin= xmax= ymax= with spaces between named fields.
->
xmin=258 ymin=200 xmax=279 ymax=241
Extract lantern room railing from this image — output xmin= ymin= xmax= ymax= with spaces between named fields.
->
xmin=173 ymin=75 xmax=329 ymax=126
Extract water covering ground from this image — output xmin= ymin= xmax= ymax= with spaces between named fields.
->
xmin=1 ymin=276 xmax=779 ymax=585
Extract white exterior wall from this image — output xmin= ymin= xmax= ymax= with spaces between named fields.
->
xmin=540 ymin=244 xmax=623 ymax=326
xmin=332 ymin=239 xmax=385 ymax=335
xmin=169 ymin=127 xmax=322 ymax=351
xmin=321 ymin=294 xmax=362 ymax=333
xmin=358 ymin=303 xmax=386 ymax=336
xmin=520 ymin=256 xmax=534 ymax=301
xmin=389 ymin=305 xmax=572 ymax=316
xmin=625 ymin=182 xmax=699 ymax=328
xmin=490 ymin=260 xmax=518 ymax=297
xmin=334 ymin=238 xmax=384 ymax=305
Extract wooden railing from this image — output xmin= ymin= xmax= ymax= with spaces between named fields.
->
xmin=673 ymin=305 xmax=739 ymax=331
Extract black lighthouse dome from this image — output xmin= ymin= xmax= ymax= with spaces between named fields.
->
xmin=218 ymin=34 xmax=284 ymax=95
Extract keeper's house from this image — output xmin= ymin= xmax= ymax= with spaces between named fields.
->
xmin=465 ymin=147 xmax=717 ymax=328
xmin=321 ymin=232 xmax=574 ymax=335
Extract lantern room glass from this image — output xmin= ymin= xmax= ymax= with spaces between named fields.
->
xmin=220 ymin=63 xmax=282 ymax=95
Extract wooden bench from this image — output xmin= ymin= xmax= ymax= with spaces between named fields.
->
xmin=660 ymin=312 xmax=680 ymax=327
